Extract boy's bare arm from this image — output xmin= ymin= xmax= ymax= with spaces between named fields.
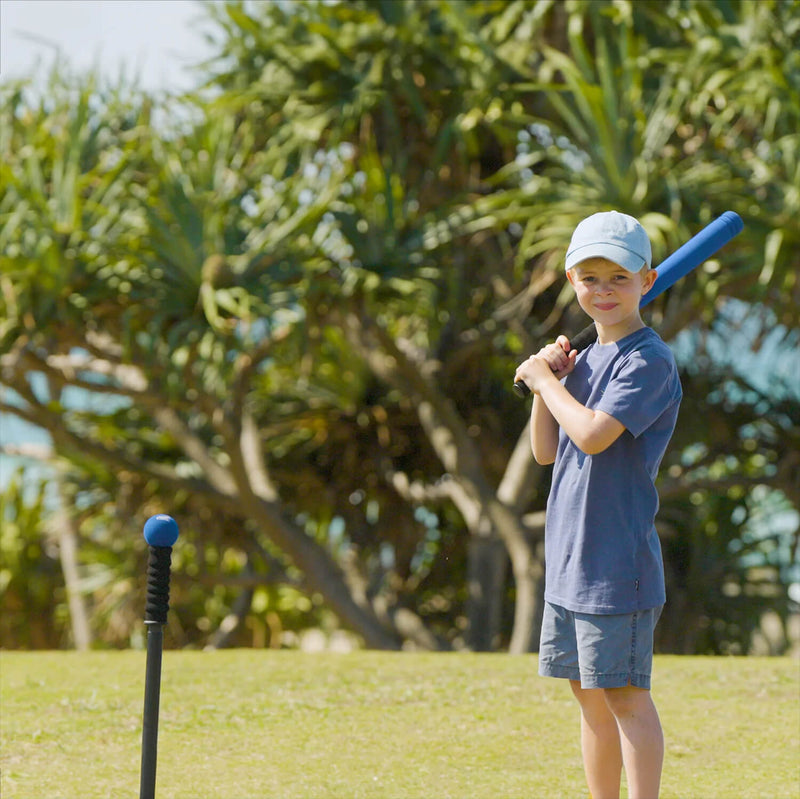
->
xmin=530 ymin=393 xmax=559 ymax=465
xmin=516 ymin=336 xmax=625 ymax=456
xmin=517 ymin=336 xmax=576 ymax=464
xmin=536 ymin=374 xmax=625 ymax=455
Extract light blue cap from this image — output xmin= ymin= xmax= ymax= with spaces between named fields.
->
xmin=566 ymin=211 xmax=652 ymax=272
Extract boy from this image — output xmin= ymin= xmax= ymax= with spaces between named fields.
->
xmin=514 ymin=211 xmax=682 ymax=799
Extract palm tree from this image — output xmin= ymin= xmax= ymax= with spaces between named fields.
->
xmin=196 ymin=0 xmax=799 ymax=650
xmin=3 ymin=1 xmax=796 ymax=654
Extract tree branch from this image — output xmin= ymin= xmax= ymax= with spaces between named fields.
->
xmin=150 ymin=405 xmax=237 ymax=495
xmin=496 ymin=420 xmax=544 ymax=514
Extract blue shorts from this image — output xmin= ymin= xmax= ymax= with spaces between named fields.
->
xmin=538 ymin=601 xmax=663 ymax=690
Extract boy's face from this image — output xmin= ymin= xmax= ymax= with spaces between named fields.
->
xmin=567 ymin=257 xmax=657 ymax=331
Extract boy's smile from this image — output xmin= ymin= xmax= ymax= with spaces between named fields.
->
xmin=567 ymin=257 xmax=657 ymax=343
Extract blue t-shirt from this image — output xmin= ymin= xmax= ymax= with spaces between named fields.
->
xmin=544 ymin=326 xmax=682 ymax=614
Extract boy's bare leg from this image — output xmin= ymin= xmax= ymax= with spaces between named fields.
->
xmin=604 ymin=686 xmax=664 ymax=799
xmin=570 ymin=681 xmax=622 ymax=799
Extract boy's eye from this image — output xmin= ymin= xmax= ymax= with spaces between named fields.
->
xmin=580 ymin=274 xmax=628 ymax=284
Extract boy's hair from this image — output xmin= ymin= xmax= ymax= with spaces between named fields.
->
xmin=567 ymin=259 xmax=652 ymax=277
xmin=566 ymin=211 xmax=651 ymax=273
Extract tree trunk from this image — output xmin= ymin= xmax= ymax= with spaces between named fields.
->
xmin=466 ymin=534 xmax=509 ymax=651
xmin=235 ymin=491 xmax=403 ymax=649
xmin=494 ymin=429 xmax=548 ymax=654
xmin=342 ymin=309 xmax=550 ymax=652
xmin=506 ymin=537 xmax=545 ymax=654
xmin=52 ymin=486 xmax=92 ymax=651
xmin=205 ymin=584 xmax=255 ymax=650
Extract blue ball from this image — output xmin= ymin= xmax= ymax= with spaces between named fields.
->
xmin=143 ymin=514 xmax=179 ymax=547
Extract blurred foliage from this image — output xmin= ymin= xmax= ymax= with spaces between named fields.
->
xmin=1 ymin=0 xmax=797 ymax=654
xmin=0 ymin=469 xmax=66 ymax=648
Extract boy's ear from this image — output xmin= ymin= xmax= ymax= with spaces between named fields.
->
xmin=641 ymin=268 xmax=658 ymax=295
xmin=566 ymin=268 xmax=577 ymax=287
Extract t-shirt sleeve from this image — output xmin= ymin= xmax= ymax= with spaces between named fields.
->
xmin=594 ymin=349 xmax=680 ymax=438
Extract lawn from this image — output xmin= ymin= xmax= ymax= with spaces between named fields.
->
xmin=1 ymin=651 xmax=798 ymax=799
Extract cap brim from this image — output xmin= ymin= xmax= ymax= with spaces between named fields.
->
xmin=565 ymin=242 xmax=647 ymax=272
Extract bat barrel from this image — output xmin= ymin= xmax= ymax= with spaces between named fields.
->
xmin=641 ymin=211 xmax=743 ymax=308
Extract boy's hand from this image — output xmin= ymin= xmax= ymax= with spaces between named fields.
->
xmin=515 ymin=336 xmax=577 ymax=393
xmin=540 ymin=335 xmax=578 ymax=379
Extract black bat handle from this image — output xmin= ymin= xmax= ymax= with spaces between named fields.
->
xmin=512 ymin=322 xmax=598 ymax=397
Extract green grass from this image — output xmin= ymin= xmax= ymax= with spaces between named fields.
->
xmin=1 ymin=651 xmax=798 ymax=799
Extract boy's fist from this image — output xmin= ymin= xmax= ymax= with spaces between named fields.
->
xmin=539 ymin=335 xmax=577 ymax=380
xmin=514 ymin=335 xmax=577 ymax=394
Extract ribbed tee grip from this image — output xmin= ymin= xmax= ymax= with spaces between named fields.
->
xmin=145 ymin=546 xmax=173 ymax=624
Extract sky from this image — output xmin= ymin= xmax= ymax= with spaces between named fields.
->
xmin=0 ymin=0 xmax=216 ymax=92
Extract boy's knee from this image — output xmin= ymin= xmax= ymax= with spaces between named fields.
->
xmin=570 ymin=679 xmax=595 ymax=701
xmin=603 ymin=685 xmax=651 ymax=717
xmin=571 ymin=681 xmax=609 ymax=710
